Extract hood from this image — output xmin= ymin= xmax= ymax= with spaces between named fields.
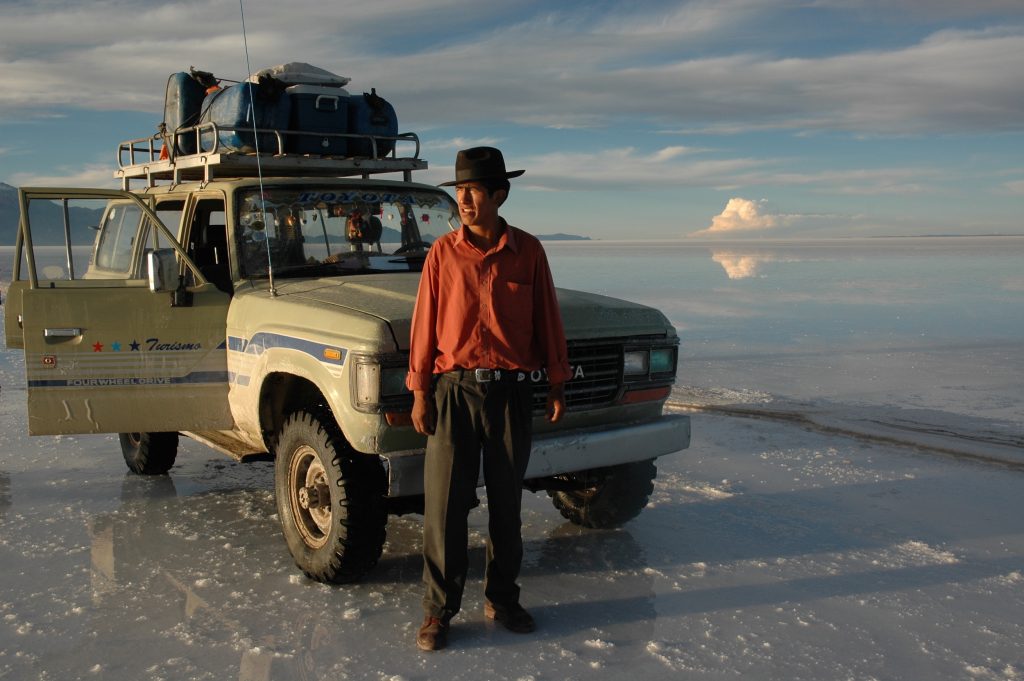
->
xmin=276 ymin=275 xmax=673 ymax=350
xmin=554 ymin=288 xmax=673 ymax=341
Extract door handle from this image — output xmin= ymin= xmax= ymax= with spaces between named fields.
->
xmin=44 ymin=327 xmax=83 ymax=338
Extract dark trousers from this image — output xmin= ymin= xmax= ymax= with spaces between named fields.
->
xmin=422 ymin=372 xmax=533 ymax=619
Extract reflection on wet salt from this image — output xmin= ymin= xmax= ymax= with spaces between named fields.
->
xmin=68 ymin=465 xmax=665 ymax=679
xmin=82 ymin=473 xmax=324 ymax=680
xmin=711 ymin=251 xmax=777 ymax=279
xmin=0 ymin=471 xmax=9 ymax=517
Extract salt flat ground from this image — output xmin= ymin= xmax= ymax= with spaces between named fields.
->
xmin=1 ymin=238 xmax=1021 ymax=679
xmin=0 ymin=397 xmax=1021 ymax=680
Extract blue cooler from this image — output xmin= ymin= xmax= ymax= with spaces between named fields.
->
xmin=347 ymin=89 xmax=398 ymax=157
xmin=286 ymin=85 xmax=349 ymax=155
xmin=164 ymin=72 xmax=207 ymax=155
xmin=200 ymin=82 xmax=290 ymax=153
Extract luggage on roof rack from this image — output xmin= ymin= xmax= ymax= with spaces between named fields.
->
xmin=116 ymin=65 xmax=421 ymax=188
xmin=163 ymin=72 xmax=207 ymax=155
xmin=200 ymin=80 xmax=291 ymax=154
xmin=115 ymin=132 xmax=427 ymax=188
xmin=286 ymin=84 xmax=351 ymax=155
xmin=251 ymin=62 xmax=351 ymax=87
xmin=348 ymin=89 xmax=398 ymax=158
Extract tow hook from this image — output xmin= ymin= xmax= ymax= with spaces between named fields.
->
xmin=298 ymin=483 xmax=331 ymax=510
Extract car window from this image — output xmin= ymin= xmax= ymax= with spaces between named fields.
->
xmin=95 ymin=203 xmax=144 ymax=273
xmin=22 ymin=197 xmax=108 ymax=281
xmin=235 ymin=185 xmax=458 ymax=278
xmin=154 ymin=200 xmax=185 ymax=242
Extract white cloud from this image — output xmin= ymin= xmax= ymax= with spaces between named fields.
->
xmin=9 ymin=163 xmax=120 ymax=189
xmin=421 ymin=137 xmax=501 ymax=152
xmin=0 ymin=1 xmax=1021 ymax=136
xmin=511 ymin=147 xmax=762 ymax=192
xmin=692 ymin=198 xmax=780 ymax=237
xmin=651 ymin=146 xmax=700 ymax=162
xmin=1001 ymin=179 xmax=1024 ymax=195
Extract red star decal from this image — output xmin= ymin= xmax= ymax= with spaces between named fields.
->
xmin=92 ymin=342 xmax=103 ymax=352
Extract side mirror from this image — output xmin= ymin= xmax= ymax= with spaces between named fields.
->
xmin=147 ymin=248 xmax=178 ymax=292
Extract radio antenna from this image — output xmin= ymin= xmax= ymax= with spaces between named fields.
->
xmin=238 ymin=0 xmax=277 ymax=296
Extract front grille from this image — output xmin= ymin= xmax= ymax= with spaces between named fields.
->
xmin=531 ymin=343 xmax=621 ymax=414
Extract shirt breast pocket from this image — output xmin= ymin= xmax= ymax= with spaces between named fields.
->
xmin=498 ymin=280 xmax=534 ymax=327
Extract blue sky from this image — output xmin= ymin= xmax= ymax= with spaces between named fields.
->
xmin=1 ymin=0 xmax=1022 ymax=240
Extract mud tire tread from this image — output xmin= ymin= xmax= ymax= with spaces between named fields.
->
xmin=119 ymin=432 xmax=179 ymax=475
xmin=547 ymin=459 xmax=657 ymax=528
xmin=274 ymin=409 xmax=387 ymax=584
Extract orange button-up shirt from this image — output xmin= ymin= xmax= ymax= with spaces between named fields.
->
xmin=406 ymin=220 xmax=571 ymax=392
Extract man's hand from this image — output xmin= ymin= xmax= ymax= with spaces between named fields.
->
xmin=412 ymin=390 xmax=437 ymax=436
xmin=545 ymin=382 xmax=566 ymax=423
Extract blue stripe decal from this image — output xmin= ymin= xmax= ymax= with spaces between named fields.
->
xmin=228 ymin=372 xmax=251 ymax=387
xmin=231 ymin=332 xmax=347 ymax=366
xmin=28 ymin=371 xmax=230 ymax=389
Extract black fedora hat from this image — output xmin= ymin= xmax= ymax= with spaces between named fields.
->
xmin=439 ymin=146 xmax=525 ymax=187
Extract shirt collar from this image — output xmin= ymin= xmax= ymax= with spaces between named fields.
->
xmin=454 ymin=218 xmax=519 ymax=254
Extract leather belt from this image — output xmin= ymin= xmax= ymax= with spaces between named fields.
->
xmin=446 ymin=368 xmax=526 ymax=383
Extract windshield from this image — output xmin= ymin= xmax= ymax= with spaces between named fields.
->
xmin=235 ymin=185 xmax=459 ymax=278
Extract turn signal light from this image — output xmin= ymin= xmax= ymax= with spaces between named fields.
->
xmin=619 ymin=386 xmax=671 ymax=404
xmin=385 ymin=411 xmax=413 ymax=426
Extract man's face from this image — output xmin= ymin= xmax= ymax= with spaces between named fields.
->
xmin=456 ymin=182 xmax=505 ymax=227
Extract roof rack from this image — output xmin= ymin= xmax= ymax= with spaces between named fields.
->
xmin=115 ymin=123 xmax=428 ymax=189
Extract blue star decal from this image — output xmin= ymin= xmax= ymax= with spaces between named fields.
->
xmin=130 ymin=340 xmax=140 ymax=351
xmin=111 ymin=341 xmax=122 ymax=352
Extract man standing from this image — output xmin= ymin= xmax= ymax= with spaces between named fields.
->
xmin=406 ymin=147 xmax=571 ymax=651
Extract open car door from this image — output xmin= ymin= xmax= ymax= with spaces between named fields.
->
xmin=7 ymin=188 xmax=233 ymax=435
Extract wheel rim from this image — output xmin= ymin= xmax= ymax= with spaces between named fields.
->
xmin=288 ymin=444 xmax=333 ymax=549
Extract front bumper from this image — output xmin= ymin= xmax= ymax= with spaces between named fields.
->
xmin=379 ymin=413 xmax=691 ymax=497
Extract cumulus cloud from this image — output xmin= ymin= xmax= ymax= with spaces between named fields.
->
xmin=691 ymin=198 xmax=781 ymax=237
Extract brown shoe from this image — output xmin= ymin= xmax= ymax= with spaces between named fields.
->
xmin=484 ymin=601 xmax=535 ymax=633
xmin=416 ymin=615 xmax=449 ymax=651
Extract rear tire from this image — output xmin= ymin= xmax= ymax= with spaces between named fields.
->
xmin=119 ymin=432 xmax=179 ymax=475
xmin=548 ymin=459 xmax=657 ymax=528
xmin=274 ymin=410 xmax=387 ymax=583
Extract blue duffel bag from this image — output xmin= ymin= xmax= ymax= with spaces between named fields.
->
xmin=347 ymin=88 xmax=398 ymax=158
xmin=163 ymin=71 xmax=208 ymax=155
xmin=200 ymin=78 xmax=290 ymax=154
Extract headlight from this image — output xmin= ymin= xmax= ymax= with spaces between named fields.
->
xmin=380 ymin=366 xmax=408 ymax=397
xmin=650 ymin=347 xmax=676 ymax=374
xmin=623 ymin=350 xmax=649 ymax=377
xmin=354 ymin=361 xmax=409 ymax=410
xmin=624 ymin=346 xmax=676 ymax=381
xmin=355 ymin=363 xmax=381 ymax=406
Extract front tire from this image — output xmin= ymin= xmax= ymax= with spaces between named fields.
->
xmin=548 ymin=459 xmax=658 ymax=528
xmin=274 ymin=410 xmax=387 ymax=583
xmin=119 ymin=432 xmax=179 ymax=475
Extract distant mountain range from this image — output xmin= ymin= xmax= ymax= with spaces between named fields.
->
xmin=536 ymin=233 xmax=591 ymax=241
xmin=0 ymin=182 xmax=21 ymax=244
xmin=0 ymin=182 xmax=104 ymax=246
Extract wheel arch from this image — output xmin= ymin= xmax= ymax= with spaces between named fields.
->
xmin=258 ymin=372 xmax=334 ymax=452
